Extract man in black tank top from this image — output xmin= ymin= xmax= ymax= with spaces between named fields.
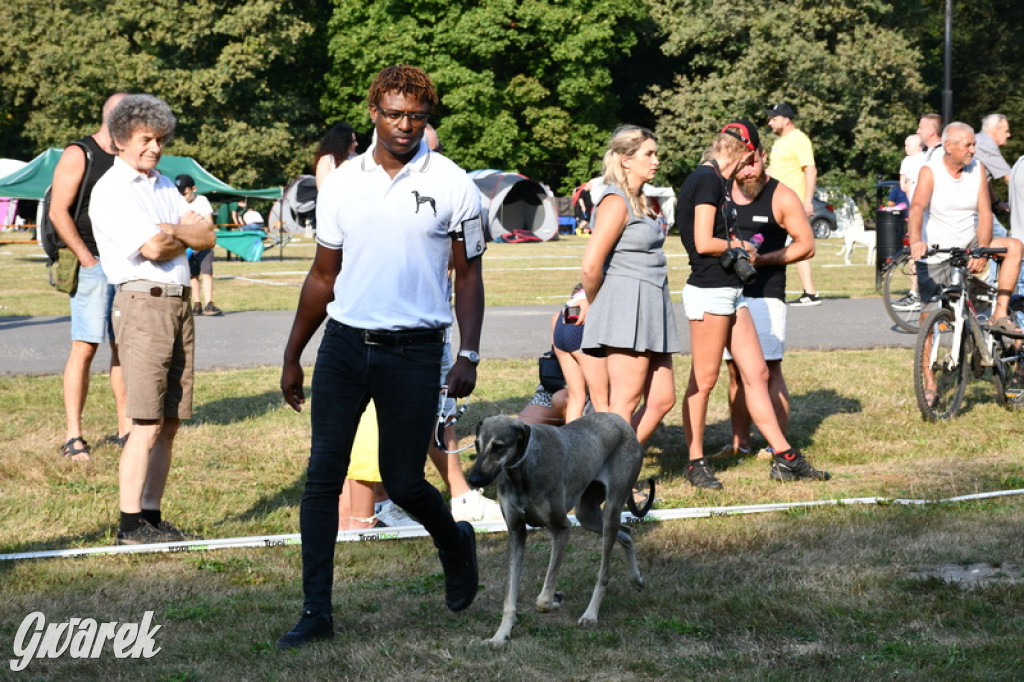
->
xmin=49 ymin=93 xmax=130 ymax=461
xmin=712 ymin=149 xmax=826 ymax=482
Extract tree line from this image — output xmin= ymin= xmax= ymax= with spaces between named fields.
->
xmin=1 ymin=0 xmax=1020 ymax=202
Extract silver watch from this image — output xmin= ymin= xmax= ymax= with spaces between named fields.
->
xmin=457 ymin=350 xmax=481 ymax=365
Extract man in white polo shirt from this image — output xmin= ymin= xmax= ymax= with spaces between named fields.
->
xmin=277 ymin=65 xmax=485 ymax=649
xmin=90 ymin=94 xmax=216 ymax=546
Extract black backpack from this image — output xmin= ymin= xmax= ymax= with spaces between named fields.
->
xmin=40 ymin=141 xmax=93 ymax=264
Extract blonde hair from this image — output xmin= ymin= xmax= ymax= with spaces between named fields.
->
xmin=699 ymin=131 xmax=750 ymax=168
xmin=601 ymin=125 xmax=656 ymax=217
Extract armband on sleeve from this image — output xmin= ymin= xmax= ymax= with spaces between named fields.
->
xmin=451 ymin=215 xmax=485 ymax=259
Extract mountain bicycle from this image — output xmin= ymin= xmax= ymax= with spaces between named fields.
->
xmin=913 ymin=245 xmax=1024 ymax=421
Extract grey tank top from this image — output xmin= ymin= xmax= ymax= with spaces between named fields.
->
xmin=593 ymin=184 xmax=667 ymax=286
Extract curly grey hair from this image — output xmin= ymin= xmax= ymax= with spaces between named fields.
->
xmin=108 ymin=94 xmax=176 ymax=149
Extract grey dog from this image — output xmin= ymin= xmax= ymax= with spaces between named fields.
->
xmin=467 ymin=412 xmax=646 ymax=646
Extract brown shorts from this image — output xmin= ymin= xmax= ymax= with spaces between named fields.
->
xmin=112 ymin=289 xmax=195 ymax=420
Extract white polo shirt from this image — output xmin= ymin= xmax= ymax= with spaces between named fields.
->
xmin=317 ymin=141 xmax=483 ymax=330
xmin=90 ymin=157 xmax=191 ymax=286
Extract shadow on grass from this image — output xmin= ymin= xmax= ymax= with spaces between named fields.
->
xmin=0 ymin=527 xmax=116 ymax=572
xmin=221 ymin=474 xmax=306 ymax=526
xmin=192 ymin=390 xmax=284 ymax=426
xmin=648 ymin=388 xmax=863 ymax=478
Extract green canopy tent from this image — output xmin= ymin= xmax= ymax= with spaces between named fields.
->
xmin=0 ymin=150 xmax=283 ymax=260
xmin=0 ymin=149 xmax=282 ymax=200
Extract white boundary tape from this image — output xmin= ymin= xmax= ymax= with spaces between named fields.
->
xmin=217 ymin=275 xmax=299 ymax=287
xmin=3 ymin=488 xmax=1022 ymax=562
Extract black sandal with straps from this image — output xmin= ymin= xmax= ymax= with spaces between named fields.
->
xmin=61 ymin=436 xmax=91 ymax=461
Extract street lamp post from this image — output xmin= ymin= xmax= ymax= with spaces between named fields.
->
xmin=942 ymin=0 xmax=953 ymax=126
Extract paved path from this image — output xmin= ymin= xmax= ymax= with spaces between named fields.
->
xmin=0 ymin=298 xmax=913 ymax=376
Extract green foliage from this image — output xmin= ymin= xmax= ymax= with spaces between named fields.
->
xmin=644 ymin=0 xmax=928 ymax=202
xmin=0 ymin=0 xmax=1021 ymax=201
xmin=907 ymin=0 xmax=1024 ymax=167
xmin=321 ymin=0 xmax=648 ymax=193
xmin=0 ymin=0 xmax=331 ymax=188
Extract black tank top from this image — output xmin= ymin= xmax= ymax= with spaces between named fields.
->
xmin=74 ymin=135 xmax=116 ymax=257
xmin=730 ymin=178 xmax=787 ymax=300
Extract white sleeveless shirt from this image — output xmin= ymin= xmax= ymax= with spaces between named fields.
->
xmin=922 ymin=150 xmax=982 ymax=254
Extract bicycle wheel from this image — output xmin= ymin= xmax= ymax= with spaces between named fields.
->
xmin=914 ymin=308 xmax=969 ymax=420
xmin=883 ymin=251 xmax=922 ymax=333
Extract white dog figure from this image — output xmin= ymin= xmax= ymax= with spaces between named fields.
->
xmin=467 ymin=413 xmax=645 ymax=647
xmin=836 ymin=196 xmax=876 ymax=264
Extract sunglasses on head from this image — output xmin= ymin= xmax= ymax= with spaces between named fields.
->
xmin=721 ymin=123 xmax=756 ymax=152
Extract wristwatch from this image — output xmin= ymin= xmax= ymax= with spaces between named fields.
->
xmin=457 ymin=350 xmax=481 ymax=365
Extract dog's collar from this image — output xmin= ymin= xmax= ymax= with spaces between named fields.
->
xmin=504 ymin=425 xmax=531 ymax=470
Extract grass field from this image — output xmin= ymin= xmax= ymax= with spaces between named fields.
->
xmin=1 ymin=232 xmax=1022 ymax=679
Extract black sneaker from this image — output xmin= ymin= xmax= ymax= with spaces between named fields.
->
xmin=770 ymin=449 xmax=831 ymax=482
xmin=789 ymin=291 xmax=822 ymax=307
xmin=193 ymin=302 xmax=203 ymax=316
xmin=276 ymin=609 xmax=334 ymax=649
xmin=156 ymin=520 xmax=202 ymax=542
xmin=686 ymin=458 xmax=723 ymax=490
xmin=114 ymin=519 xmax=165 ymax=546
xmin=438 ymin=521 xmax=478 ymax=612
xmin=204 ymin=302 xmax=224 ymax=316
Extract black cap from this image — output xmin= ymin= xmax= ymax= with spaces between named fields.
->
xmin=174 ymin=174 xmax=196 ymax=194
xmin=765 ymin=102 xmax=796 ymax=120
xmin=720 ymin=119 xmax=761 ymax=151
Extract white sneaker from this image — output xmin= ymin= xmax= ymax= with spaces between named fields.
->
xmin=374 ymin=500 xmax=417 ymax=528
xmin=451 ymin=489 xmax=504 ymax=522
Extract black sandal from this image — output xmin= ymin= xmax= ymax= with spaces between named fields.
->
xmin=101 ymin=432 xmax=130 ymax=448
xmin=61 ymin=436 xmax=91 ymax=461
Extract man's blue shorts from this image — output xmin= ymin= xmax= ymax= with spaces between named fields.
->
xmin=69 ymin=260 xmax=115 ymax=344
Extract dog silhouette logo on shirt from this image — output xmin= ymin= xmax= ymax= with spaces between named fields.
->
xmin=412 ymin=191 xmax=436 ymax=217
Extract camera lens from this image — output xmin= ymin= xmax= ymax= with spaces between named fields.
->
xmin=733 ymin=256 xmax=758 ymax=284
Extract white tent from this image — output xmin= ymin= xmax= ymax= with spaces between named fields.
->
xmin=469 ymin=170 xmax=559 ymax=241
xmin=0 ymin=158 xmax=28 ymax=179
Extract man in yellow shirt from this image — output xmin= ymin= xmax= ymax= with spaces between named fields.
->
xmin=766 ymin=102 xmax=821 ymax=306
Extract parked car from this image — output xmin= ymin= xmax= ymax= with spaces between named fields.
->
xmin=811 ymin=196 xmax=837 ymax=238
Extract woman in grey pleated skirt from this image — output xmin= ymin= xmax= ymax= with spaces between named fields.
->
xmin=579 ymin=125 xmax=678 ymax=444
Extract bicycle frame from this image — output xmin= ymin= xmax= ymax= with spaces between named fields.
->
xmin=927 ymin=254 xmax=997 ymax=372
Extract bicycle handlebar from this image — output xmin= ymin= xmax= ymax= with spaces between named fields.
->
xmin=925 ymin=245 xmax=1007 ymax=259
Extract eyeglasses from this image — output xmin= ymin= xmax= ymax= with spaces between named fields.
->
xmin=434 ymin=385 xmax=473 ymax=454
xmin=376 ymin=108 xmax=430 ymax=124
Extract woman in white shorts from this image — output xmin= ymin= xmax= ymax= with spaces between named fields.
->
xmin=677 ymin=120 xmax=803 ymax=489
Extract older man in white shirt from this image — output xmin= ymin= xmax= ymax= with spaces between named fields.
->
xmin=90 ymin=94 xmax=215 ymax=546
